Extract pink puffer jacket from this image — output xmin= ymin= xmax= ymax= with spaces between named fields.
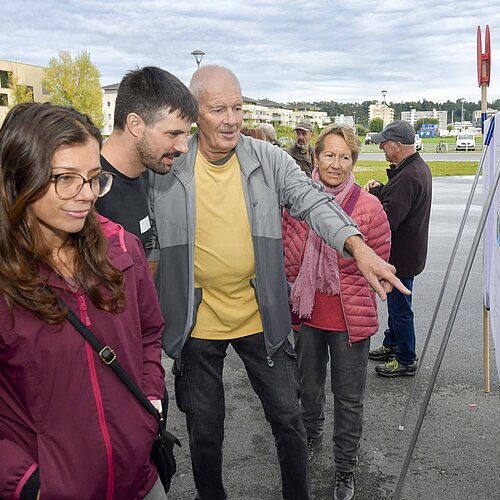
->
xmin=282 ymin=186 xmax=391 ymax=343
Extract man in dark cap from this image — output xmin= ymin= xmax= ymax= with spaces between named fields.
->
xmin=287 ymin=120 xmax=314 ymax=176
xmin=364 ymin=120 xmax=432 ymax=377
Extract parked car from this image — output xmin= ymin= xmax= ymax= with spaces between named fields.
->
xmin=414 ymin=134 xmax=422 ymax=151
xmin=456 ymin=132 xmax=475 ymax=151
xmin=365 ymin=132 xmax=378 ymax=144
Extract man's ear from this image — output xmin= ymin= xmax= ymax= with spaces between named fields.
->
xmin=126 ymin=113 xmax=145 ymax=138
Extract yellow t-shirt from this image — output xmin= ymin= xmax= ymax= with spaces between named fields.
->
xmin=191 ymin=151 xmax=263 ymax=340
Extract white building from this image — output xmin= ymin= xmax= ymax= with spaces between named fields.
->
xmin=473 ymin=109 xmax=497 ymax=127
xmin=102 ymin=83 xmax=119 ymax=135
xmin=368 ymin=103 xmax=394 ymax=127
xmin=333 ymin=114 xmax=354 ymax=128
xmin=401 ymin=108 xmax=448 ymax=130
xmin=101 ymin=86 xmax=331 ymax=133
xmin=243 ymin=98 xmax=330 ymax=129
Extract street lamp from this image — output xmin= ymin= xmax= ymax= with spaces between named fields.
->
xmin=381 ymin=90 xmax=387 ymax=105
xmin=191 ymin=49 xmax=205 ymax=69
xmin=459 ymin=98 xmax=465 ymax=124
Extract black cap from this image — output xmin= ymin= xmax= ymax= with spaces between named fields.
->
xmin=371 ymin=120 xmax=416 ymax=145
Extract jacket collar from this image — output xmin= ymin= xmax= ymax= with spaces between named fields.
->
xmin=172 ymin=133 xmax=261 ymax=180
xmin=387 ymin=151 xmax=420 ymax=179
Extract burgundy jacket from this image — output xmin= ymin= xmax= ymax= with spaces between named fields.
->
xmin=0 ymin=217 xmax=165 ymax=500
xmin=282 ymin=186 xmax=391 ymax=343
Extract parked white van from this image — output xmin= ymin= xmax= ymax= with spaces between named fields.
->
xmin=456 ymin=132 xmax=475 ymax=151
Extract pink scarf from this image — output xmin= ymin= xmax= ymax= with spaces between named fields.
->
xmin=289 ymin=169 xmax=356 ymax=319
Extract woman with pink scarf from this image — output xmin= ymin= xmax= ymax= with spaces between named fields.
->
xmin=282 ymin=124 xmax=390 ymax=500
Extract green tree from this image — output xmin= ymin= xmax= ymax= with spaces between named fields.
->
xmin=44 ymin=50 xmax=104 ymax=128
xmin=368 ymin=118 xmax=384 ymax=132
xmin=414 ymin=117 xmax=439 ymax=131
xmin=356 ymin=124 xmax=367 ymax=136
xmin=8 ymin=72 xmax=34 ymax=107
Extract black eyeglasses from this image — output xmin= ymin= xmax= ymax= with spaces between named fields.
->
xmin=51 ymin=171 xmax=114 ymax=199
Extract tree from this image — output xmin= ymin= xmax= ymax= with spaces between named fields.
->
xmin=414 ymin=117 xmax=439 ymax=132
xmin=356 ymin=124 xmax=367 ymax=136
xmin=368 ymin=118 xmax=384 ymax=132
xmin=8 ymin=72 xmax=34 ymax=107
xmin=44 ymin=50 xmax=104 ymax=128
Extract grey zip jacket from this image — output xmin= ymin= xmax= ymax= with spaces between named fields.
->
xmin=149 ymin=134 xmax=361 ymax=365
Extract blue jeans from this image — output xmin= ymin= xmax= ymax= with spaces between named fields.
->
xmin=295 ymin=325 xmax=369 ymax=472
xmin=383 ymin=277 xmax=416 ymax=365
xmin=173 ymin=333 xmax=310 ymax=500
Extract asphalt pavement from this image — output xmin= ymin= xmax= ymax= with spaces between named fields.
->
xmin=163 ymin=176 xmax=499 ymax=499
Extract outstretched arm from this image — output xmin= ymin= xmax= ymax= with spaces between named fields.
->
xmin=344 ymin=235 xmax=410 ymax=300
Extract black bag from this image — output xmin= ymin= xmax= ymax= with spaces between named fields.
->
xmin=151 ymin=427 xmax=180 ymax=491
xmin=60 ymin=299 xmax=180 ymax=493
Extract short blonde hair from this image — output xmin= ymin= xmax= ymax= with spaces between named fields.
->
xmin=314 ymin=124 xmax=361 ymax=164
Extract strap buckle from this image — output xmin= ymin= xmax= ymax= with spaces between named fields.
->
xmin=99 ymin=346 xmax=116 ymax=365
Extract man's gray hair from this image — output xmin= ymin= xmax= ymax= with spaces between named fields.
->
xmin=257 ymin=123 xmax=277 ymax=143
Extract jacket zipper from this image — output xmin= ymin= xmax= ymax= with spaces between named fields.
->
xmin=174 ymin=169 xmax=196 ymax=349
xmin=64 ymin=287 xmax=115 ymax=499
xmin=85 ymin=343 xmax=115 ymax=499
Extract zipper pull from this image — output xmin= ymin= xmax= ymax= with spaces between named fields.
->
xmin=266 ymin=356 xmax=274 ymax=368
xmin=77 ymin=295 xmax=91 ymax=326
xmin=78 ymin=295 xmax=87 ymax=311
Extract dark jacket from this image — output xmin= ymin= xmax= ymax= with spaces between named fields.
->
xmin=287 ymin=143 xmax=314 ymax=177
xmin=0 ymin=216 xmax=165 ymax=500
xmin=369 ymin=152 xmax=432 ymax=277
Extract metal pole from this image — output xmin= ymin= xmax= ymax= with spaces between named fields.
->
xmin=480 ymin=63 xmax=490 ymax=391
xmin=483 ymin=305 xmax=490 ymax=392
xmin=392 ymin=154 xmax=500 ymax=500
xmin=397 ymin=117 xmax=495 ymax=431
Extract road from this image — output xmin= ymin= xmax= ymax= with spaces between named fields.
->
xmin=163 ymin=176 xmax=499 ymax=499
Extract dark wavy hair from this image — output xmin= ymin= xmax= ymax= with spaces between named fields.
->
xmin=0 ymin=102 xmax=125 ymax=323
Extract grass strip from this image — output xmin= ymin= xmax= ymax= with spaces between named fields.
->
xmin=354 ymin=161 xmax=478 ymax=187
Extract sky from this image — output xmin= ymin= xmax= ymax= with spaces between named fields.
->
xmin=2 ymin=0 xmax=500 ymax=105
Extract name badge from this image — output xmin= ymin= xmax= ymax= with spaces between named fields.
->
xmin=140 ymin=215 xmax=151 ymax=234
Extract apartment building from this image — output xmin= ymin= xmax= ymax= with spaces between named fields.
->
xmin=368 ymin=103 xmax=394 ymax=127
xmin=243 ymin=98 xmax=330 ymax=129
xmin=400 ymin=108 xmax=448 ymax=130
xmin=101 ymin=87 xmax=331 ymax=133
xmin=333 ymin=114 xmax=355 ymax=128
xmin=0 ymin=59 xmax=50 ymax=124
xmin=102 ymin=82 xmax=119 ymax=135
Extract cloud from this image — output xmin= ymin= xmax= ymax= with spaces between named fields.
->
xmin=2 ymin=0 xmax=500 ymax=103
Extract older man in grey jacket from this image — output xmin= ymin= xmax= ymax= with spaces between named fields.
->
xmin=149 ymin=65 xmax=408 ymax=500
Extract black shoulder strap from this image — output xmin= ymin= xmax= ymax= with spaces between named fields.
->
xmin=63 ymin=304 xmax=162 ymax=429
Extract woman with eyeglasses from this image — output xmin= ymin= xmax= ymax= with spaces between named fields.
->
xmin=0 ymin=103 xmax=167 ymax=500
xmin=282 ymin=124 xmax=391 ymax=500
